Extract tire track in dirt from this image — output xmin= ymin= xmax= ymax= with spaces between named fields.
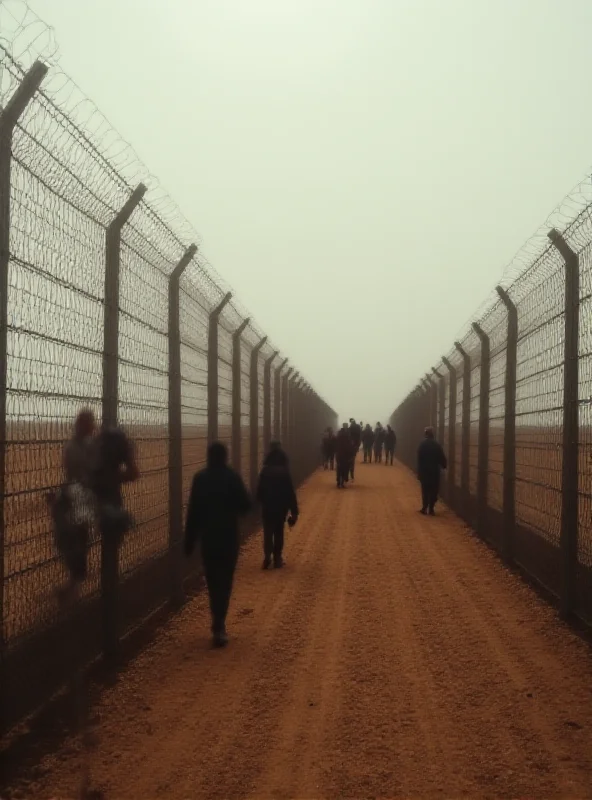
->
xmin=8 ymin=460 xmax=592 ymax=799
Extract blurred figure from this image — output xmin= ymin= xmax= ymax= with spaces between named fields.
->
xmin=384 ymin=425 xmax=397 ymax=466
xmin=93 ymin=424 xmax=139 ymax=546
xmin=256 ymin=441 xmax=299 ymax=569
xmin=322 ymin=427 xmax=336 ymax=471
xmin=373 ymin=423 xmax=385 ymax=464
xmin=348 ymin=418 xmax=362 ymax=480
xmin=335 ymin=423 xmax=354 ymax=488
xmin=50 ymin=409 xmax=97 ymax=606
xmin=184 ymin=442 xmax=251 ymax=647
xmin=417 ymin=427 xmax=447 ymax=516
xmin=362 ymin=424 xmax=374 ymax=463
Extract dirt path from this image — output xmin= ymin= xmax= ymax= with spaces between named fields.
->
xmin=10 ymin=462 xmax=592 ymax=799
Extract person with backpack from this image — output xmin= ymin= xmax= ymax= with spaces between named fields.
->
xmin=256 ymin=441 xmax=299 ymax=569
xmin=184 ymin=442 xmax=251 ymax=647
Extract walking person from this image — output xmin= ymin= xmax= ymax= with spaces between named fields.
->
xmin=348 ymin=418 xmax=361 ymax=480
xmin=256 ymin=441 xmax=299 ymax=569
xmin=335 ymin=423 xmax=354 ymax=488
xmin=362 ymin=424 xmax=374 ymax=463
xmin=322 ymin=427 xmax=336 ymax=471
xmin=384 ymin=425 xmax=397 ymax=466
xmin=373 ymin=423 xmax=385 ymax=464
xmin=184 ymin=442 xmax=251 ymax=647
xmin=417 ymin=426 xmax=447 ymax=516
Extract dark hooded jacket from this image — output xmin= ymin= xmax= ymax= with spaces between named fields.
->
xmin=184 ymin=460 xmax=251 ymax=556
xmin=417 ymin=438 xmax=447 ymax=484
xmin=256 ymin=448 xmax=299 ymax=521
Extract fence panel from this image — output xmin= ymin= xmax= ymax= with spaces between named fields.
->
xmin=0 ymin=24 xmax=337 ymax=735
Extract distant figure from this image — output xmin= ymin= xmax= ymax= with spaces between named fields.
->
xmin=384 ymin=425 xmax=397 ymax=466
xmin=348 ymin=418 xmax=362 ymax=480
xmin=362 ymin=424 xmax=374 ymax=463
xmin=256 ymin=441 xmax=299 ymax=569
xmin=322 ymin=427 xmax=336 ymax=471
xmin=417 ymin=427 xmax=447 ymax=516
xmin=184 ymin=442 xmax=251 ymax=647
xmin=50 ymin=409 xmax=97 ymax=605
xmin=373 ymin=423 xmax=385 ymax=464
xmin=335 ymin=423 xmax=354 ymax=489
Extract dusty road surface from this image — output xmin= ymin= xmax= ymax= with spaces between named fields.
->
xmin=8 ymin=462 xmax=592 ymax=799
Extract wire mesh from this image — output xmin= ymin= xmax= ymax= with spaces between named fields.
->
xmin=513 ymin=247 xmax=564 ymax=546
xmin=0 ymin=12 xmax=338 ymax=736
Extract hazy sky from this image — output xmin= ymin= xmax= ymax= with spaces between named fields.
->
xmin=27 ymin=0 xmax=592 ymax=421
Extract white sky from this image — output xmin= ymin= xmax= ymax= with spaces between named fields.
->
xmin=27 ymin=0 xmax=592 ymax=422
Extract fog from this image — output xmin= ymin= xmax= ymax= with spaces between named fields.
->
xmin=28 ymin=0 xmax=592 ymax=422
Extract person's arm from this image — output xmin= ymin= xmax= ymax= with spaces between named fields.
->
xmin=255 ymin=470 xmax=264 ymax=505
xmin=120 ymin=438 xmax=140 ymax=484
xmin=286 ymin=473 xmax=299 ymax=519
xmin=439 ymin=446 xmax=448 ymax=470
xmin=232 ymin=471 xmax=252 ymax=516
xmin=184 ymin=474 xmax=202 ymax=556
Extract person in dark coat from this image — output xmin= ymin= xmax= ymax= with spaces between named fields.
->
xmin=322 ymin=427 xmax=336 ymax=471
xmin=417 ymin=426 xmax=447 ymax=516
xmin=373 ymin=423 xmax=385 ymax=463
xmin=362 ymin=424 xmax=374 ymax=463
xmin=348 ymin=418 xmax=362 ymax=480
xmin=335 ymin=424 xmax=354 ymax=488
xmin=384 ymin=425 xmax=397 ymax=466
xmin=184 ymin=442 xmax=251 ymax=647
xmin=256 ymin=441 xmax=299 ymax=569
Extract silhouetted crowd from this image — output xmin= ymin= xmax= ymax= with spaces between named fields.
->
xmin=50 ymin=409 xmax=447 ymax=650
xmin=322 ymin=419 xmax=398 ymax=487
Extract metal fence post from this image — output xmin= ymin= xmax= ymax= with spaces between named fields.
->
xmin=472 ymin=322 xmax=490 ymax=540
xmin=282 ymin=367 xmax=294 ymax=448
xmin=274 ymin=358 xmax=288 ymax=441
xmin=496 ymin=286 xmax=517 ymax=564
xmin=231 ymin=317 xmax=249 ymax=473
xmin=263 ymin=350 xmax=278 ymax=456
xmin=102 ymin=181 xmax=146 ymax=662
xmin=454 ymin=341 xmax=471 ymax=520
xmin=207 ymin=293 xmax=231 ymax=445
xmin=250 ymin=336 xmax=267 ymax=492
xmin=432 ymin=368 xmax=445 ymax=446
xmin=168 ymin=244 xmax=197 ymax=607
xmin=549 ymin=228 xmax=580 ymax=618
xmin=0 ymin=58 xmax=48 ymax=728
xmin=425 ymin=373 xmax=438 ymax=430
xmin=442 ymin=356 xmax=456 ymax=508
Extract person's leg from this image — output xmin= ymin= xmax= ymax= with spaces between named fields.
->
xmin=202 ymin=556 xmax=219 ymax=631
xmin=273 ymin=519 xmax=285 ymax=566
xmin=420 ymin=481 xmax=429 ymax=513
xmin=429 ymin=480 xmax=439 ymax=515
xmin=263 ymin=519 xmax=273 ymax=568
xmin=207 ymin=550 xmax=238 ymax=644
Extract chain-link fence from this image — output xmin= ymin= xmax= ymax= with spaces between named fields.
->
xmin=0 ymin=44 xmax=336 ymax=733
xmin=392 ymin=190 xmax=592 ymax=630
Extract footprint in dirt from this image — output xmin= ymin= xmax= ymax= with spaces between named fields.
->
xmin=237 ymin=608 xmax=254 ymax=618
